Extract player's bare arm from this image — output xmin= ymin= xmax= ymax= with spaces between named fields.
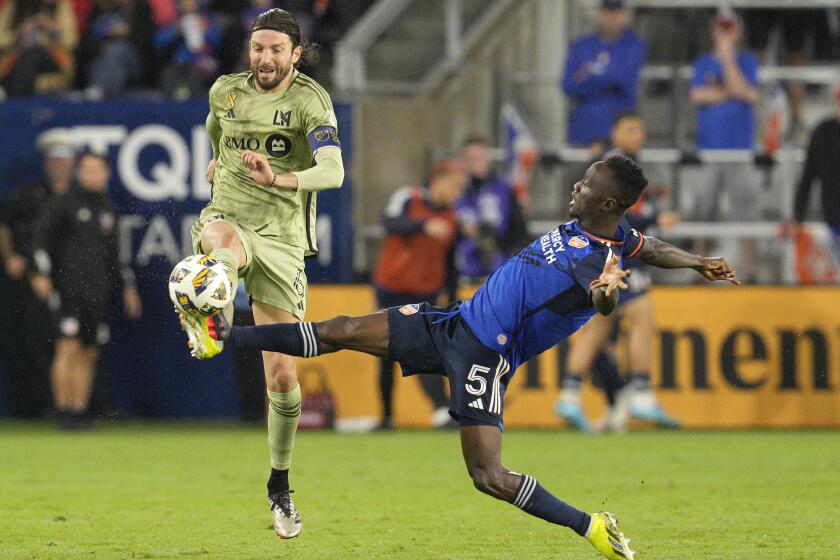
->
xmin=591 ymin=250 xmax=630 ymax=316
xmin=638 ymin=236 xmax=740 ymax=284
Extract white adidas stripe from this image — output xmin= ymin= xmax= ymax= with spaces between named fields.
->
xmin=468 ymin=399 xmax=484 ymax=410
xmin=305 ymin=323 xmax=315 ymax=357
xmin=519 ymin=475 xmax=537 ymax=506
xmin=513 ymin=475 xmax=536 ymax=508
xmin=303 ymin=323 xmax=317 ymax=357
xmin=299 ymin=323 xmax=317 ymax=357
xmin=489 ymin=355 xmax=510 ymax=415
xmin=298 ymin=324 xmax=310 ymax=357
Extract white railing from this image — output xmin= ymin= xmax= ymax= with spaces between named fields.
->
xmin=354 ymin=220 xmax=834 ymax=284
xmin=333 ymin=0 xmax=519 ymax=96
xmin=511 ymin=65 xmax=840 ymax=88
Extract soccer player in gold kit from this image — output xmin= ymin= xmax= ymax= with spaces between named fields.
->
xmin=175 ymin=8 xmax=344 ymax=539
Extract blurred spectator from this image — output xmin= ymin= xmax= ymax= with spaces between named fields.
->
xmin=154 ymin=0 xmax=221 ymax=99
xmin=0 ymin=130 xmax=76 ymax=417
xmin=743 ymin=9 xmax=834 ymax=140
xmin=147 ymin=0 xmax=178 ymax=27
xmin=688 ymin=7 xmax=760 ymax=281
xmin=0 ymin=0 xmax=79 ymax=96
xmin=80 ymin=0 xmax=156 ymax=98
xmin=792 ymin=86 xmax=840 ymax=264
xmin=31 ymin=150 xmax=141 ymax=428
xmin=371 ymin=158 xmax=465 ymax=430
xmin=71 ymin=0 xmax=95 ymax=36
xmin=456 ymin=136 xmax=529 ymax=279
xmin=561 ymin=0 xmax=647 ymax=149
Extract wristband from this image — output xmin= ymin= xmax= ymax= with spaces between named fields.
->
xmin=271 ymin=173 xmax=278 ymax=187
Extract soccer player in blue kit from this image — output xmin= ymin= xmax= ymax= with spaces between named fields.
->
xmin=201 ymin=155 xmax=738 ymax=559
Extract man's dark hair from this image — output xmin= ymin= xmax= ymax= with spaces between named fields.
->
xmin=251 ymin=8 xmax=320 ymax=68
xmin=604 ymin=154 xmax=647 ymax=212
xmin=461 ymin=134 xmax=490 ymax=149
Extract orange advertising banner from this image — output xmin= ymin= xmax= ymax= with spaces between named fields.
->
xmin=303 ymin=286 xmax=840 ymax=428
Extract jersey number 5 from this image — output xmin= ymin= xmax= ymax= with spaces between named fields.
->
xmin=465 ymin=364 xmax=491 ymax=396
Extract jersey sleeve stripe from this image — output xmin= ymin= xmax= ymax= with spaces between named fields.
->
xmin=298 ymin=74 xmax=331 ymax=105
xmin=297 ymin=76 xmax=331 ymax=111
xmin=626 ymin=234 xmax=645 ymax=258
xmin=300 ymin=83 xmax=329 ymax=111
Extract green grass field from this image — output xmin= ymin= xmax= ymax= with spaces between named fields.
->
xmin=0 ymin=424 xmax=838 ymax=560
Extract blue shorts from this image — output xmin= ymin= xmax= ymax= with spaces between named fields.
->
xmin=387 ymin=302 xmax=512 ymax=430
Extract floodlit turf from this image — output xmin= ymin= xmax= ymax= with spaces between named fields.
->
xmin=0 ymin=424 xmax=838 ymax=560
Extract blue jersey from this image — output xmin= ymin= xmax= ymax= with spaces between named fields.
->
xmin=690 ymin=51 xmax=758 ymax=150
xmin=457 ymin=219 xmax=645 ymax=371
xmin=561 ymin=30 xmax=647 ymax=145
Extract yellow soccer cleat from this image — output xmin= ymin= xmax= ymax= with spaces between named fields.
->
xmin=587 ymin=512 xmax=635 ymax=559
xmin=177 ymin=307 xmax=226 ymax=360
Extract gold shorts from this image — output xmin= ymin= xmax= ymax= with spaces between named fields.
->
xmin=191 ymin=208 xmax=307 ymax=320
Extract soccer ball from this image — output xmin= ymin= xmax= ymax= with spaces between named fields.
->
xmin=168 ymin=255 xmax=234 ymax=316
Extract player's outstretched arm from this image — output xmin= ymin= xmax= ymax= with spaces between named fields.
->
xmin=638 ymin=236 xmax=740 ymax=284
xmin=590 ymin=249 xmax=629 ymax=316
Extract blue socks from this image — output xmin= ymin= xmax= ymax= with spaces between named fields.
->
xmin=227 ymin=322 xmax=321 ymax=357
xmin=511 ymin=474 xmax=591 ymax=537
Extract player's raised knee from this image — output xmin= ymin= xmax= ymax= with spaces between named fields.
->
xmin=200 ymin=222 xmax=240 ymax=251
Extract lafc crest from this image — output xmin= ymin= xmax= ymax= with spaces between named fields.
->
xmin=225 ymin=91 xmax=237 ymax=118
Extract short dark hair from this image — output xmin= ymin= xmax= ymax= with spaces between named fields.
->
xmin=461 ymin=134 xmax=490 ymax=149
xmin=603 ymin=155 xmax=646 ymax=212
xmin=612 ymin=111 xmax=642 ymax=127
xmin=251 ymin=8 xmax=320 ymax=68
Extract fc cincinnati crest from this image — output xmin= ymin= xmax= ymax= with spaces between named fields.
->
xmin=569 ymin=236 xmax=589 ymax=249
xmin=399 ymin=304 xmax=420 ymax=316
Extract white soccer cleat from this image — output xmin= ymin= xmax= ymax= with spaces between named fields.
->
xmin=269 ymin=491 xmax=302 ymax=539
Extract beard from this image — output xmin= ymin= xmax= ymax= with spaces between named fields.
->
xmin=252 ymin=60 xmax=293 ymax=92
